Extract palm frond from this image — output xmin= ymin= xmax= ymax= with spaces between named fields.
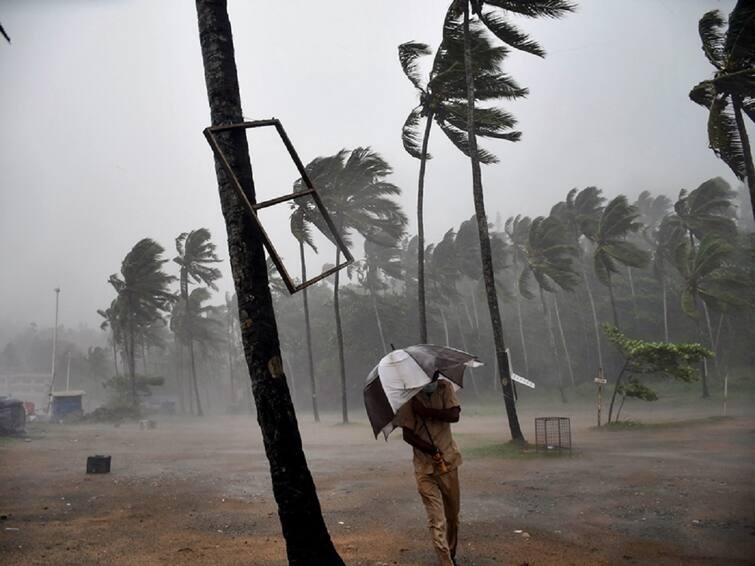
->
xmin=398 ymin=41 xmax=432 ymax=91
xmin=484 ymin=0 xmax=576 ymax=19
xmin=708 ymin=95 xmax=747 ymax=180
xmin=724 ymin=0 xmax=755 ymax=65
xmin=699 ymin=10 xmax=726 ymax=69
xmin=401 ymin=107 xmax=430 ymax=160
xmin=479 ymin=10 xmax=545 ymax=57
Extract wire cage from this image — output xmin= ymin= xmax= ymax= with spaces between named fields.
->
xmin=535 ymin=417 xmax=572 ymax=452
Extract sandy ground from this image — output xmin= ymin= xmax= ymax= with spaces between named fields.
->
xmin=1 ymin=399 xmax=754 ymax=566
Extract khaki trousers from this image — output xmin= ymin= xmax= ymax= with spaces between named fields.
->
xmin=416 ymin=468 xmax=460 ymax=566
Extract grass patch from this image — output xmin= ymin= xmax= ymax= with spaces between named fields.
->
xmin=599 ymin=415 xmax=735 ymax=432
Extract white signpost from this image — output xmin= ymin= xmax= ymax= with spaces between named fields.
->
xmin=505 ymin=349 xmax=535 ymax=391
xmin=594 ymin=367 xmax=606 ymax=426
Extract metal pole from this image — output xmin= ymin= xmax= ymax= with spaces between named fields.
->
xmin=47 ymin=288 xmax=60 ymax=413
xmin=723 ymin=374 xmax=728 ymax=417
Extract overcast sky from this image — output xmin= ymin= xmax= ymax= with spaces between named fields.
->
xmin=0 ymin=0 xmax=742 ymax=333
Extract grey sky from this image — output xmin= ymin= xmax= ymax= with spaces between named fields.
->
xmin=0 ymin=0 xmax=740 ymax=333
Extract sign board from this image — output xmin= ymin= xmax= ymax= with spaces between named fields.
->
xmin=512 ymin=373 xmax=535 ymax=389
xmin=594 ymin=378 xmax=607 ymax=384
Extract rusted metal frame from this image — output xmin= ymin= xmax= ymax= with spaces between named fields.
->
xmin=203 ymin=119 xmax=353 ymax=294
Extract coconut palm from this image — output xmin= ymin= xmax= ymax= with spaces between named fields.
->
xmin=671 ymin=178 xmax=737 ymax=243
xmin=590 ymin=196 xmax=650 ymax=329
xmin=673 ymin=234 xmax=745 ymax=397
xmin=399 ymin=22 xmax=524 ymax=343
xmin=649 ymin=216 xmax=684 ymax=342
xmin=551 ymin=186 xmax=606 ymax=368
xmin=195 ymin=3 xmax=343 ymax=560
xmin=504 ymin=215 xmax=532 ymax=377
xmin=350 ymin=235 xmax=403 ymax=354
xmin=518 ymin=216 xmax=579 ymax=397
xmin=689 ymin=1 xmax=755 ymax=220
xmin=97 ymin=300 xmax=121 ymax=378
xmin=301 ymin=148 xmax=407 ymax=423
xmin=108 ymin=238 xmax=175 ymax=407
xmin=174 ymin=228 xmax=222 ymax=417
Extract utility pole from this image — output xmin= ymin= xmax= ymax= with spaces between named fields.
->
xmin=66 ymin=350 xmax=72 ymax=391
xmin=47 ymin=287 xmax=61 ymax=413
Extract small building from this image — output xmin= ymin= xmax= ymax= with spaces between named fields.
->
xmin=0 ymin=397 xmax=26 ymax=435
xmin=51 ymin=390 xmax=85 ymax=419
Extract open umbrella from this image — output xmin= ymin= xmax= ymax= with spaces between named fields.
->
xmin=363 ymin=345 xmax=482 ymax=439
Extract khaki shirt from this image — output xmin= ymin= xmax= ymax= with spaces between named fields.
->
xmin=397 ymin=380 xmax=462 ymax=475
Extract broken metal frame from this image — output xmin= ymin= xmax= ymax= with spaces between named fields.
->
xmin=203 ymin=118 xmax=353 ymax=294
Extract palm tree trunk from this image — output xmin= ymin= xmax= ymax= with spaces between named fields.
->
xmin=440 ymin=307 xmax=450 ymax=346
xmin=732 ymin=95 xmax=755 ymax=223
xmin=226 ymin=308 xmax=236 ymax=406
xmin=553 ymin=294 xmax=575 ymax=387
xmin=334 ymin=247 xmax=348 ymax=424
xmin=127 ymin=296 xmax=137 ymax=408
xmin=111 ymin=331 xmax=119 ymax=377
xmin=188 ymin=338 xmax=204 ymax=416
xmin=370 ymin=287 xmax=388 ymax=355
xmin=607 ymin=361 xmax=628 ymax=424
xmin=455 ymin=305 xmax=479 ymax=397
xmin=581 ymin=260 xmax=604 ymax=369
xmin=176 ymin=341 xmax=186 ymax=414
xmin=661 ymin=278 xmax=669 ymax=342
xmin=462 ymin=2 xmax=524 ymax=443
xmin=195 ymin=2 xmax=343 ymax=562
xmin=702 ymin=301 xmax=718 ymax=373
xmin=514 ymin=292 xmax=530 ymax=377
xmin=607 ymin=273 xmax=620 ymax=329
xmin=299 ymin=242 xmax=319 ymax=422
xmin=540 ymin=288 xmax=566 ymax=402
xmin=417 ymin=112 xmax=434 ymax=343
xmin=627 ymin=267 xmax=639 ymax=327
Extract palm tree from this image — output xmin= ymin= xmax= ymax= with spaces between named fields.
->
xmin=195 ymin=2 xmax=343 ymax=560
xmin=351 ymin=236 xmax=403 ymax=354
xmin=671 ymin=177 xmax=737 ymax=242
xmin=290 ymin=201 xmax=321 ymax=422
xmin=173 ymin=228 xmax=222 ymax=417
xmin=300 ymin=148 xmax=407 ymax=424
xmin=673 ymin=234 xmax=744 ymax=397
xmin=97 ymin=300 xmax=121 ymax=378
xmin=689 ymin=1 xmax=755 ymax=221
xmin=649 ymin=216 xmax=682 ymax=342
xmin=551 ymin=186 xmax=605 ymax=368
xmin=590 ymin=196 xmax=650 ymax=329
xmin=108 ymin=238 xmax=175 ymax=407
xmin=504 ymin=215 xmax=532 ymax=377
xmin=518 ymin=216 xmax=579 ymax=397
xmin=399 ymin=23 xmax=523 ymax=343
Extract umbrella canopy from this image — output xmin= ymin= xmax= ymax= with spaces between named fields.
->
xmin=363 ymin=345 xmax=481 ymax=439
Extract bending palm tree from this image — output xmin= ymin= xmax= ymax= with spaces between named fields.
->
xmin=590 ymin=196 xmax=650 ymax=329
xmin=689 ymin=1 xmax=755 ymax=221
xmin=195 ymin=2 xmax=343 ymax=560
xmin=97 ymin=300 xmax=121 ymax=378
xmin=444 ymin=0 xmax=573 ymax=442
xmin=108 ymin=238 xmax=175 ymax=407
xmin=551 ymin=186 xmax=605 ymax=368
xmin=174 ymin=228 xmax=222 ymax=417
xmin=518 ymin=216 xmax=579 ymax=397
xmin=400 ymin=22 xmax=522 ymax=342
xmin=300 ymin=148 xmax=407 ymax=423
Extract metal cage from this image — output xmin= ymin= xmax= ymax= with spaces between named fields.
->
xmin=534 ymin=417 xmax=572 ymax=452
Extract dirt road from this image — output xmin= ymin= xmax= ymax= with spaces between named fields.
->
xmin=1 ymin=402 xmax=754 ymax=565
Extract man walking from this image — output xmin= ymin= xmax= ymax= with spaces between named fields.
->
xmin=397 ymin=372 xmax=462 ymax=566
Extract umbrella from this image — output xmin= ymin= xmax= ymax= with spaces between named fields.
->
xmin=363 ymin=345 xmax=482 ymax=439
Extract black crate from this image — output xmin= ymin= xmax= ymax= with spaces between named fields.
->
xmin=535 ymin=417 xmax=571 ymax=452
xmin=86 ymin=455 xmax=111 ymax=474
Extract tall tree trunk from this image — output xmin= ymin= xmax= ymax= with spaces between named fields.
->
xmin=370 ymin=287 xmax=388 ymax=355
xmin=334 ymin=247 xmax=348 ymax=424
xmin=226 ymin=304 xmax=236 ymax=406
xmin=440 ymin=307 xmax=450 ymax=346
xmin=607 ymin=273 xmax=620 ymax=329
xmin=702 ymin=301 xmax=718 ymax=373
xmin=581 ymin=259 xmax=604 ymax=369
xmin=176 ymin=341 xmax=186 ymax=414
xmin=513 ymin=257 xmax=530 ymax=377
xmin=540 ymin=288 xmax=566 ymax=402
xmin=188 ymin=338 xmax=204 ymax=416
xmin=732 ymin=95 xmax=755 ymax=223
xmin=195 ymin=2 xmax=343 ymax=562
xmin=661 ymin=278 xmax=669 ymax=342
xmin=127 ymin=296 xmax=137 ymax=408
xmin=417 ymin=112 xmax=434 ymax=343
xmin=627 ymin=266 xmax=639 ymax=331
xmin=607 ymin=361 xmax=628 ymax=424
xmin=455 ymin=305 xmax=479 ymax=397
xmin=299 ymin=241 xmax=319 ymax=422
xmin=553 ymin=294 xmax=575 ymax=387
xmin=462 ymin=3 xmax=524 ymax=442
xmin=111 ymin=331 xmax=119 ymax=377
